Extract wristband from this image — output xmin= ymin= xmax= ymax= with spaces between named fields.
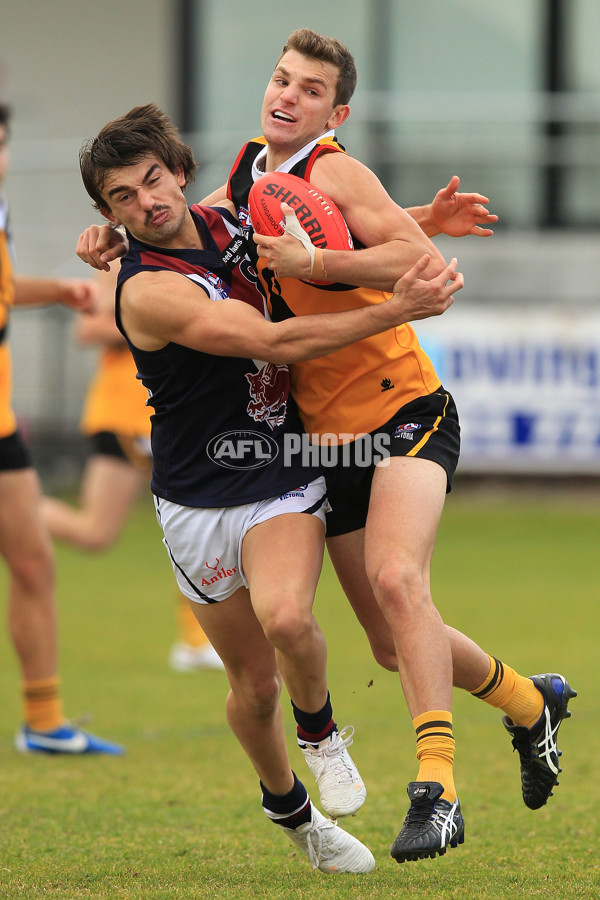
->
xmin=310 ymin=248 xmax=328 ymax=281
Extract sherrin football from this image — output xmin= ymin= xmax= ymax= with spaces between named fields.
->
xmin=248 ymin=172 xmax=353 ymax=284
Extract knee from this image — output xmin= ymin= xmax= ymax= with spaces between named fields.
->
xmin=259 ymin=600 xmax=315 ymax=653
xmin=10 ymin=545 xmax=55 ymax=595
xmin=228 ymin=672 xmax=282 ymax=721
xmin=77 ymin=532 xmax=115 ymax=553
xmin=368 ymin=635 xmax=398 ymax=672
xmin=357 ymin=615 xmax=398 ymax=670
xmin=68 ymin=517 xmax=120 ymax=551
xmin=368 ymin=561 xmax=428 ymax=619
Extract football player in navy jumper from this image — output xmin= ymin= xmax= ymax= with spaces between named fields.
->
xmin=77 ymin=28 xmax=576 ymax=863
xmin=78 ymin=102 xmax=462 ymax=874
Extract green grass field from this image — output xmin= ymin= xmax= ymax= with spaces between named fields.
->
xmin=0 ymin=484 xmax=598 ymax=899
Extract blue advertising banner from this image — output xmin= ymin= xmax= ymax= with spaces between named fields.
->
xmin=415 ymin=308 xmax=600 ymax=473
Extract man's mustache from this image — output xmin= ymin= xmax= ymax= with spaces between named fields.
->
xmin=145 ymin=205 xmax=169 ymax=225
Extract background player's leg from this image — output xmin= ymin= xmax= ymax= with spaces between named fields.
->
xmin=2 ymin=466 xmax=122 ymax=754
xmin=1 ymin=467 xmax=57 ymax=681
xmin=42 ymin=454 xmax=145 ymax=551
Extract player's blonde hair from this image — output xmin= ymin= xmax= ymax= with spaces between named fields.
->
xmin=80 ymin=103 xmax=197 ymax=212
xmin=277 ymin=29 xmax=357 ymax=106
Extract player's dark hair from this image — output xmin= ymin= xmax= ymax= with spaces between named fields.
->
xmin=0 ymin=101 xmax=12 ymax=136
xmin=278 ymin=28 xmax=357 ymax=106
xmin=79 ymin=103 xmax=197 ymax=211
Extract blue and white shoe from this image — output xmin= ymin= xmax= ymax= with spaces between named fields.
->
xmin=15 ymin=724 xmax=124 ymax=756
xmin=503 ymin=673 xmax=576 ymax=809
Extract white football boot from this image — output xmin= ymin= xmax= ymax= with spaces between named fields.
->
xmin=280 ymin=803 xmax=375 ymax=873
xmin=300 ymin=726 xmax=367 ymax=817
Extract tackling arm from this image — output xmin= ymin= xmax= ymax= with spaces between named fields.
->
xmin=120 ymin=256 xmax=462 ymax=366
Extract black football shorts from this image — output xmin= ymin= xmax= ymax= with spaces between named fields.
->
xmin=90 ymin=430 xmax=152 ymax=473
xmin=0 ymin=428 xmax=33 ymax=472
xmin=325 ymin=388 xmax=460 ymax=537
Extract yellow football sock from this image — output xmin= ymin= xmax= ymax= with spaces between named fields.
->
xmin=23 ymin=676 xmax=65 ymax=732
xmin=471 ymin=655 xmax=544 ymax=729
xmin=413 ymin=710 xmax=456 ymax=802
xmin=177 ymin=590 xmax=211 ymax=649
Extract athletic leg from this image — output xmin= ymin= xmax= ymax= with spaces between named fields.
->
xmin=1 ymin=466 xmax=122 ymax=754
xmin=1 ymin=467 xmax=57 ymax=681
xmin=363 ymin=456 xmax=464 ymax=861
xmin=327 ymin=529 xmax=397 ymax=671
xmin=365 ymin=456 xmax=452 ymax=716
xmin=188 ymin=587 xmax=375 ymax=874
xmin=242 ymin=513 xmax=366 ymax=818
xmin=190 ymin=586 xmax=293 ymax=793
xmin=41 ymin=454 xmax=145 ymax=551
xmin=242 ymin=514 xmax=326 ymax=714
xmin=330 ymin=504 xmax=575 ymax=816
xmin=328 ymin=531 xmax=492 ymax=686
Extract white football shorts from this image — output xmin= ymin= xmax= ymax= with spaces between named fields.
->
xmin=153 ymin=476 xmax=330 ymax=604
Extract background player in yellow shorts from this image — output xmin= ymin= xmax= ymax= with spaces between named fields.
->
xmin=0 ymin=100 xmax=123 ymax=754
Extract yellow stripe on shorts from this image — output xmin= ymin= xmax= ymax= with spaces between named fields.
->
xmin=406 ymin=392 xmax=449 ymax=457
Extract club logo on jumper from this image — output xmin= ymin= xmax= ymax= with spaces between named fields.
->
xmin=207 ymin=430 xmax=279 ymax=469
xmin=245 ymin=361 xmax=288 ymax=429
xmin=201 ymin=562 xmax=238 ymax=587
xmin=205 ymin=270 xmax=230 ymax=298
xmin=237 ymin=206 xmax=252 ymax=229
xmin=393 ymin=423 xmax=422 ymax=441
xmin=279 ymin=484 xmax=308 ymax=500
xmin=381 ymin=378 xmax=395 ymax=392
